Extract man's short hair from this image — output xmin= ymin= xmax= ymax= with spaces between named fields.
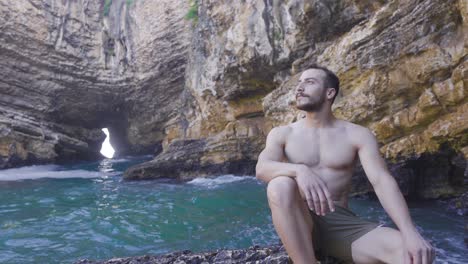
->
xmin=307 ymin=65 xmax=340 ymax=104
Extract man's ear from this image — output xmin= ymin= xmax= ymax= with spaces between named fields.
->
xmin=326 ymin=88 xmax=336 ymax=99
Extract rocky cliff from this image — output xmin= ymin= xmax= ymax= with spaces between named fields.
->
xmin=0 ymin=0 xmax=191 ymax=166
xmin=0 ymin=0 xmax=466 ymax=198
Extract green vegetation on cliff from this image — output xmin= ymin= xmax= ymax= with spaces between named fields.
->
xmin=185 ymin=0 xmax=198 ymax=22
xmin=103 ymin=0 xmax=112 ymax=16
xmin=104 ymin=0 xmax=135 ymax=16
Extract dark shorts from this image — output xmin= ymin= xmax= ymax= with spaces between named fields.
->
xmin=310 ymin=204 xmax=382 ymax=262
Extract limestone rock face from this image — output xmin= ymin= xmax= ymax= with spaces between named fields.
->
xmin=261 ymin=0 xmax=467 ymax=198
xmin=126 ymin=0 xmax=389 ymax=182
xmin=0 ymin=0 xmax=466 ymax=198
xmin=0 ymin=0 xmax=191 ymax=167
xmin=0 ymin=0 xmax=120 ymax=167
xmin=125 ymin=0 xmax=467 ymax=198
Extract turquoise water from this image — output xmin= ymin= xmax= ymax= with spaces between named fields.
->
xmin=0 ymin=156 xmax=465 ymax=264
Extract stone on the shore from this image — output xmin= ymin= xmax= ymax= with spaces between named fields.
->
xmin=74 ymin=244 xmax=343 ymax=264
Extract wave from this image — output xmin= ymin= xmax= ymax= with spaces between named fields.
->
xmin=101 ymin=154 xmax=154 ymax=164
xmin=0 ymin=164 xmax=107 ymax=181
xmin=107 ymin=158 xmax=132 ymax=163
xmin=186 ymin=174 xmax=252 ymax=188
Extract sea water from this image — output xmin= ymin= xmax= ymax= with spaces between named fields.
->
xmin=0 ymin=156 xmax=465 ymax=264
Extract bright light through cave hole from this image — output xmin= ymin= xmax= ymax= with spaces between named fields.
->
xmin=100 ymin=128 xmax=115 ymax=158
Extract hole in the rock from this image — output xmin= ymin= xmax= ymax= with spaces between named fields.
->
xmin=100 ymin=128 xmax=115 ymax=158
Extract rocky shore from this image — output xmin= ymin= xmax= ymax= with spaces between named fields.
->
xmin=74 ymin=244 xmax=343 ymax=264
xmin=74 ymin=245 xmax=289 ymax=264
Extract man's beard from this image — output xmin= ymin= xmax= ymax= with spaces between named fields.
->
xmin=296 ymin=94 xmax=326 ymax=112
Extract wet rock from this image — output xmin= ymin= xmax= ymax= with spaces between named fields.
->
xmin=74 ymin=244 xmax=342 ymax=264
xmin=447 ymin=192 xmax=468 ymax=216
xmin=123 ymin=137 xmax=262 ymax=181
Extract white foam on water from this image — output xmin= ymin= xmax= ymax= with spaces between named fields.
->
xmin=187 ymin=174 xmax=250 ymax=188
xmin=107 ymin=158 xmax=131 ymax=163
xmin=0 ymin=164 xmax=106 ymax=181
xmin=101 ymin=154 xmax=153 ymax=164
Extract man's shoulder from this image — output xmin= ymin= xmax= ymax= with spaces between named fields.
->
xmin=338 ymin=119 xmax=370 ymax=132
xmin=268 ymin=124 xmax=292 ymax=138
xmin=339 ymin=120 xmax=376 ymax=143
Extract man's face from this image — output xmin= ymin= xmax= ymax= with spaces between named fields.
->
xmin=295 ymin=69 xmax=327 ymax=112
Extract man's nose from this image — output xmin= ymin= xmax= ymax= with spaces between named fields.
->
xmin=296 ymin=84 xmax=304 ymax=92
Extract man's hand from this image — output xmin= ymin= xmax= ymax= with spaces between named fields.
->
xmin=402 ymin=229 xmax=435 ymax=264
xmin=295 ymin=165 xmax=335 ymax=216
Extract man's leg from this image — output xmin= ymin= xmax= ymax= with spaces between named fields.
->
xmin=267 ymin=176 xmax=318 ymax=264
xmin=351 ymin=226 xmax=405 ymax=263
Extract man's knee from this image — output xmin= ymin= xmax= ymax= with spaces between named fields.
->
xmin=267 ymin=176 xmax=299 ymax=208
xmin=352 ymin=227 xmax=405 ymax=264
xmin=385 ymin=232 xmax=405 ymax=263
xmin=375 ymin=228 xmax=406 ymax=263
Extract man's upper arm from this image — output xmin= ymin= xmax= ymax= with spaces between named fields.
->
xmin=356 ymin=127 xmax=392 ymax=187
xmin=257 ymin=126 xmax=287 ymax=163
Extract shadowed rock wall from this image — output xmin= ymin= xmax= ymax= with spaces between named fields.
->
xmin=0 ymin=0 xmax=191 ymax=167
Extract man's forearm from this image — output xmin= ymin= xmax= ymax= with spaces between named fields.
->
xmin=255 ymin=160 xmax=304 ymax=183
xmin=374 ymin=175 xmax=417 ymax=234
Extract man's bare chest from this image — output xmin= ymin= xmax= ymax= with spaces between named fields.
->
xmin=283 ymin=129 xmax=357 ymax=170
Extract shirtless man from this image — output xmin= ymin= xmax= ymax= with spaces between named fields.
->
xmin=255 ymin=66 xmax=435 ymax=264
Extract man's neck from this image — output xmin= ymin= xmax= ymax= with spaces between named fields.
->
xmin=302 ymin=107 xmax=336 ymax=128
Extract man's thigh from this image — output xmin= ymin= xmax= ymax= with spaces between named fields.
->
xmin=351 ymin=226 xmax=404 ymax=264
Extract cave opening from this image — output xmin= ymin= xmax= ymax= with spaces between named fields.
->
xmin=100 ymin=128 xmax=115 ymax=158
